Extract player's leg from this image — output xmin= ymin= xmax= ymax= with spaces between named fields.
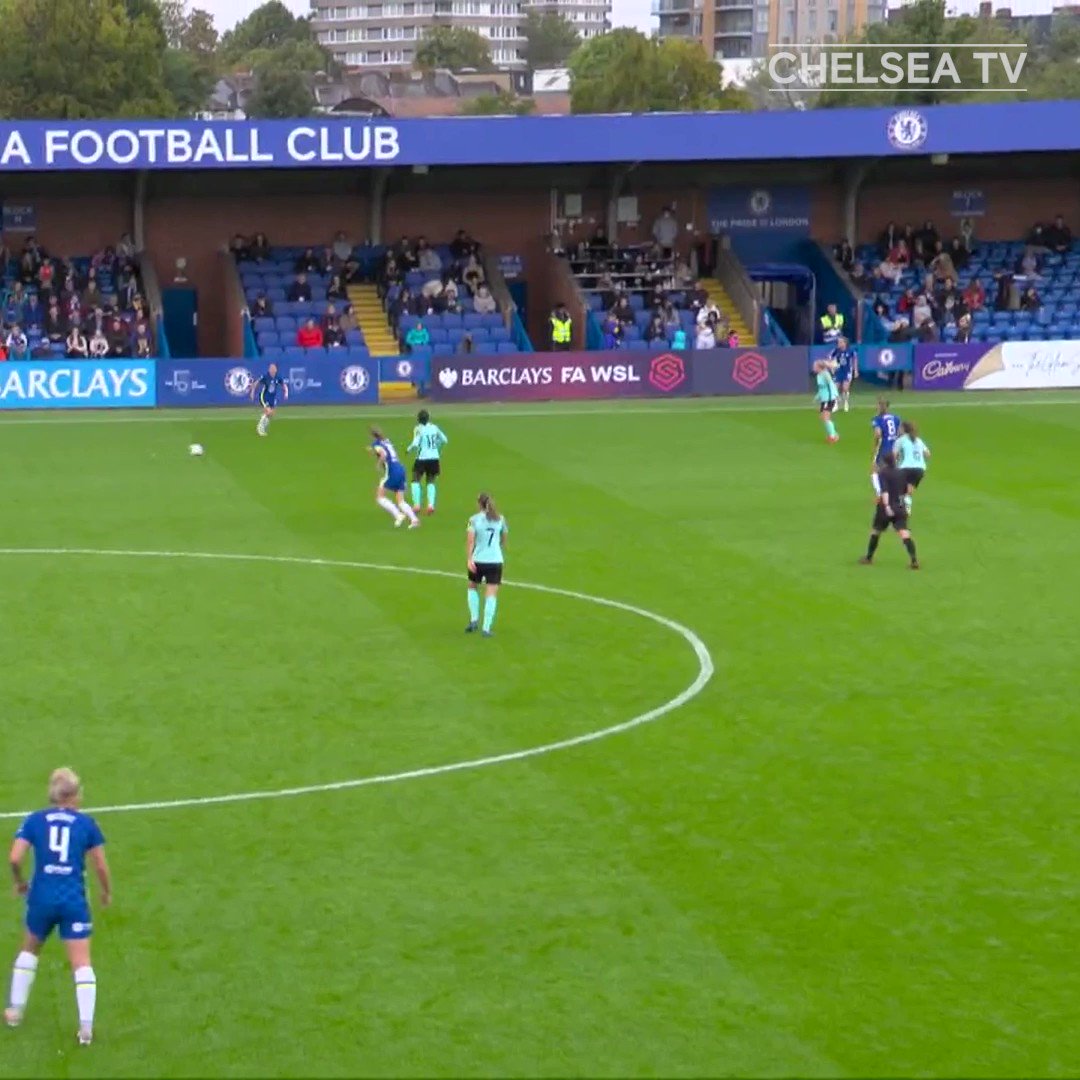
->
xmin=257 ymin=406 xmax=273 ymax=436
xmin=63 ymin=934 xmax=96 ymax=1045
xmin=376 ymin=484 xmax=404 ymax=524
xmin=410 ymin=464 xmax=423 ymax=512
xmin=861 ymin=513 xmax=885 ymax=563
xmin=395 ymin=492 xmax=420 ymax=528
xmin=465 ymin=574 xmax=481 ymax=632
xmin=5 ymin=931 xmax=43 ymax=1027
xmin=481 ymin=582 xmax=500 ymax=636
xmin=821 ymin=402 xmax=839 ymax=443
xmin=426 ymin=461 xmax=439 ymax=513
xmin=898 ymin=525 xmax=919 ymax=569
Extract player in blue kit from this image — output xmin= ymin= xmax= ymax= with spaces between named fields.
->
xmin=407 ymin=409 xmax=448 ymax=515
xmin=466 ymin=493 xmax=508 ymax=637
xmin=370 ymin=428 xmax=420 ymax=528
xmin=250 ymin=363 xmax=288 ymax=437
xmin=871 ymin=398 xmax=902 ymax=468
xmin=5 ymin=768 xmax=111 ymax=1046
xmin=830 ymin=336 xmax=858 ymax=412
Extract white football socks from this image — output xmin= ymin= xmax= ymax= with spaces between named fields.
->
xmin=8 ymin=951 xmax=37 ymax=1012
xmin=74 ymin=966 xmax=96 ymax=1029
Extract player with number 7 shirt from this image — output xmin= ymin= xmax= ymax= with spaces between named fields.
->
xmin=6 ymin=767 xmax=111 ymax=1046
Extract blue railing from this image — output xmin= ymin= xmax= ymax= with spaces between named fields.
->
xmin=761 ymin=308 xmax=791 ymax=346
xmin=155 ymin=312 xmax=172 ymax=359
xmin=242 ymin=312 xmax=259 ymax=358
xmin=585 ymin=311 xmax=605 ymax=350
xmin=861 ymin=298 xmax=888 ymax=343
xmin=510 ymin=308 xmax=533 ymax=352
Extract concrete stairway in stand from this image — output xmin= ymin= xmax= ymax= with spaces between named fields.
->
xmin=703 ymin=279 xmax=756 ymax=345
xmin=347 ymin=283 xmax=415 ymax=400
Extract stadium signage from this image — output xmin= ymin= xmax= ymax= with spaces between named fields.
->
xmin=157 ymin=358 xmax=379 ymax=406
xmin=0 ymin=360 xmax=155 ymax=410
xmin=915 ymin=341 xmax=1080 ymax=391
xmin=2 ymin=103 xmax=1080 ymax=171
xmin=430 ymin=349 xmax=808 ymax=403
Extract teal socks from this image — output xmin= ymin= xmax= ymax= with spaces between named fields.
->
xmin=825 ymin=419 xmax=837 ymax=437
xmin=427 ymin=483 xmax=437 ymax=509
xmin=410 ymin=481 xmax=422 ymax=506
xmin=482 ymin=596 xmax=498 ymax=633
xmin=467 ymin=589 xmax=480 ymax=622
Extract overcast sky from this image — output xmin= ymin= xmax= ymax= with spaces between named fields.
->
xmin=199 ymin=0 xmax=654 ymax=34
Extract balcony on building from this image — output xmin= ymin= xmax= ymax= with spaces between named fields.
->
xmin=652 ymin=0 xmax=695 ymax=13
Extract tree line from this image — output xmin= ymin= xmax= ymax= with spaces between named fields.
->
xmin=0 ymin=0 xmax=1073 ymax=120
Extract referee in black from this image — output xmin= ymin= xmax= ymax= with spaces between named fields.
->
xmin=861 ymin=450 xmax=920 ymax=569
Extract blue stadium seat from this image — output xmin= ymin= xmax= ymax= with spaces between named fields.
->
xmin=463 ymin=314 xmax=483 ymax=329
xmin=628 ymin=294 xmax=644 ymax=311
xmin=262 ymin=346 xmax=285 ymax=361
xmin=468 ymin=328 xmax=490 ymax=341
xmin=625 ymin=340 xmax=648 ymax=351
xmin=346 ymin=346 xmax=370 ymax=359
xmin=648 ymin=340 xmax=668 ymax=351
xmin=489 ymin=327 xmax=510 ymax=343
xmin=284 ymin=346 xmax=305 ymax=360
xmin=267 ymin=288 xmax=286 ymax=303
xmin=432 ymin=344 xmax=453 ymax=356
xmin=345 ymin=330 xmax=366 ymax=345
xmin=497 ymin=342 xmax=518 ymax=354
xmin=447 ymin=329 xmax=466 ymax=345
xmin=480 ymin=314 xmax=503 ymax=329
xmin=275 ymin=316 xmax=297 ymax=332
xmin=257 ymin=331 xmax=279 ymax=349
xmin=443 ymin=313 xmax=464 ymax=329
xmin=475 ymin=343 xmax=497 ymax=355
xmin=253 ymin=317 xmax=274 ymax=333
xmin=428 ymin=329 xmax=448 ymax=344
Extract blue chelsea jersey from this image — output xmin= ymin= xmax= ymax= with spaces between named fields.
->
xmin=372 ymin=437 xmax=400 ymax=465
xmin=16 ymin=808 xmax=104 ymax=905
xmin=872 ymin=412 xmax=902 ymax=454
xmin=831 ymin=346 xmax=856 ymax=370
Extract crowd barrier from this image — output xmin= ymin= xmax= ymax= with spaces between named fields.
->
xmin=2 ymin=344 xmax=1077 ymax=411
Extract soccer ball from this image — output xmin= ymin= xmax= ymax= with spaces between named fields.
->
xmin=189 ymin=443 xmax=204 ymax=457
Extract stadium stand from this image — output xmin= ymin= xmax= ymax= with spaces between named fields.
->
xmin=853 ymin=221 xmax=1079 ymax=344
xmin=238 ymin=234 xmax=525 ymax=365
xmin=0 ymin=236 xmax=155 ymax=359
xmin=566 ymin=241 xmax=756 ymax=350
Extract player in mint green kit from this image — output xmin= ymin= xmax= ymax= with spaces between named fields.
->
xmin=466 ymin=493 xmax=507 ymax=638
xmin=407 ymin=409 xmax=448 ymax=515
xmin=895 ymin=419 xmax=931 ymax=513
xmin=813 ymin=360 xmax=840 ymax=444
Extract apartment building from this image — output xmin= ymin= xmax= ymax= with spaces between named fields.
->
xmin=311 ymin=0 xmax=527 ymax=69
xmin=524 ymin=0 xmax=611 ymax=40
xmin=655 ymin=0 xmax=886 ymax=60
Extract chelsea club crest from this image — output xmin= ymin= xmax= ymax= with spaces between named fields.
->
xmin=887 ymin=110 xmax=929 ymax=151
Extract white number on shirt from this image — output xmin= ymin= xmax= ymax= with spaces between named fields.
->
xmin=48 ymin=824 xmax=71 ymax=864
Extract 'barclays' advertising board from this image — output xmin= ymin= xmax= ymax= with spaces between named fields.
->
xmin=0 ymin=360 xmax=155 ymax=410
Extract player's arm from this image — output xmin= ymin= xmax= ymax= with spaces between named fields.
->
xmin=437 ymin=427 xmax=448 ymax=446
xmin=281 ymin=380 xmax=289 ymax=401
xmin=9 ymin=837 xmax=29 ymax=897
xmin=871 ymin=471 xmax=882 ymax=498
xmin=88 ymin=846 xmax=111 ymax=908
xmin=407 ymin=427 xmax=420 ymax=454
xmin=466 ymin=525 xmax=476 ymax=571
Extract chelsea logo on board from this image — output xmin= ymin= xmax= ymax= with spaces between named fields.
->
xmin=887 ymin=110 xmax=929 ymax=151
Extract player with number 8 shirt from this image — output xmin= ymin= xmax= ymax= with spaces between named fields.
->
xmin=6 ymin=768 xmax=111 ymax=1046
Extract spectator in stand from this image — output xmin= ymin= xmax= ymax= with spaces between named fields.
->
xmin=421 ymin=274 xmax=444 ymax=303
xmin=416 ymin=238 xmax=442 ymax=274
xmin=994 ymin=272 xmax=1015 ymax=311
xmin=834 ymin=238 xmax=855 ymax=271
xmin=958 ymin=217 xmax=975 ymax=251
xmin=44 ymin=299 xmax=67 ymax=342
xmin=897 ymin=288 xmax=917 ymax=316
xmin=458 ymin=333 xmax=475 ymax=355
xmin=396 ymin=237 xmax=419 ymax=271
xmin=7 ymin=325 xmax=29 ymax=359
xmin=81 ymin=277 xmax=103 ymax=311
xmin=661 ymin=302 xmax=681 ymax=338
xmin=727 ymin=330 xmax=740 ymax=348
xmin=819 ymin=302 xmax=845 ymax=343
xmin=473 ymin=285 xmax=497 ymax=315
xmin=65 ymin=325 xmax=89 ymax=358
xmin=23 ymin=293 xmax=43 ymax=332
xmin=251 ymin=292 xmax=274 ymax=319
xmin=911 ymin=293 xmax=933 ymax=329
xmin=18 ymin=249 xmax=37 ymax=284
xmin=108 ymin=317 xmax=131 ymax=357
xmin=443 ymin=287 xmax=464 ymax=316
xmin=955 ymin=312 xmax=973 ymax=342
xmin=37 ymin=258 xmax=56 ymax=296
xmin=0 ymin=236 xmax=10 ymax=272
xmin=5 ymin=281 xmax=26 ymax=322
xmin=89 ymin=328 xmax=109 ymax=357
xmin=461 ymin=253 xmax=485 ymax=294
xmin=936 ymin=276 xmax=960 ymax=308
xmin=288 ymin=273 xmax=313 ymax=303
xmin=327 ymin=274 xmax=347 ymax=301
xmin=324 ymin=320 xmax=345 ymax=349
xmin=929 ymin=241 xmax=956 ymax=283
xmin=872 ymin=295 xmax=891 ymax=321
xmin=390 ymin=286 xmax=415 ymax=326
xmin=1021 ymin=285 xmax=1041 ymax=312
xmin=686 ymin=280 xmax=709 ymax=317
xmin=694 ymin=322 xmax=716 ymax=350
xmin=671 ymin=325 xmax=687 ymax=350
xmin=295 ymin=248 xmax=320 ymax=274
xmin=917 ymin=318 xmax=939 ymax=343
xmin=696 ymin=299 xmax=721 ymax=328
xmin=948 ymin=237 xmax=969 ymax=272
xmin=918 ymin=220 xmax=939 ymax=252
xmin=878 ymin=221 xmax=901 ymax=258
xmin=338 ymin=303 xmax=356 ymax=335
xmin=319 ymin=246 xmax=338 ymax=275
xmin=550 ymin=302 xmax=573 ymax=350
xmin=1016 ymin=246 xmax=1041 ymax=279
xmin=449 ymin=230 xmax=476 ymax=263
xmin=610 ymin=296 xmax=634 ymax=328
xmin=323 ymin=303 xmax=340 ymax=334
xmin=910 ymin=237 xmax=927 ymax=269
xmin=297 ymin=318 xmax=324 ymax=349
xmin=404 ymin=321 xmax=430 ymax=353
xmin=381 ymin=256 xmax=402 ymax=292
xmin=117 ymin=262 xmax=139 ymax=308
xmin=962 ymin=278 xmax=985 ymax=312
xmin=888 ymin=315 xmax=913 ymax=344
xmin=133 ymin=324 xmax=153 ymax=358
xmin=651 ymin=207 xmax=679 ymax=258
xmin=117 ymin=232 xmax=137 ymax=262
xmin=130 ymin=295 xmax=148 ymax=326
xmin=1045 ymin=214 xmax=1073 ymax=254
xmin=248 ymin=232 xmax=270 ymax=262
xmin=601 ymin=313 xmax=622 ymax=350
xmin=1027 ymin=222 xmax=1047 ymax=249
xmin=644 ymin=314 xmax=666 ymax=343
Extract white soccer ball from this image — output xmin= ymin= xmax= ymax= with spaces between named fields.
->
xmin=189 ymin=443 xmax=204 ymax=457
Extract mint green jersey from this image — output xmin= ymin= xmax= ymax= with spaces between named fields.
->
xmin=815 ymin=370 xmax=838 ymax=403
xmin=895 ymin=433 xmax=929 ymax=470
xmin=469 ymin=513 xmax=508 ymax=564
xmin=409 ymin=422 xmax=448 ymax=462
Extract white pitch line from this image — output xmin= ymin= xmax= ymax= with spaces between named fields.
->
xmin=0 ymin=548 xmax=714 ymax=820
xmin=0 ymin=394 xmax=1077 ymax=428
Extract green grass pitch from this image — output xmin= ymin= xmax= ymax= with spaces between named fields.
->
xmin=1 ymin=391 xmax=1078 ymax=1078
